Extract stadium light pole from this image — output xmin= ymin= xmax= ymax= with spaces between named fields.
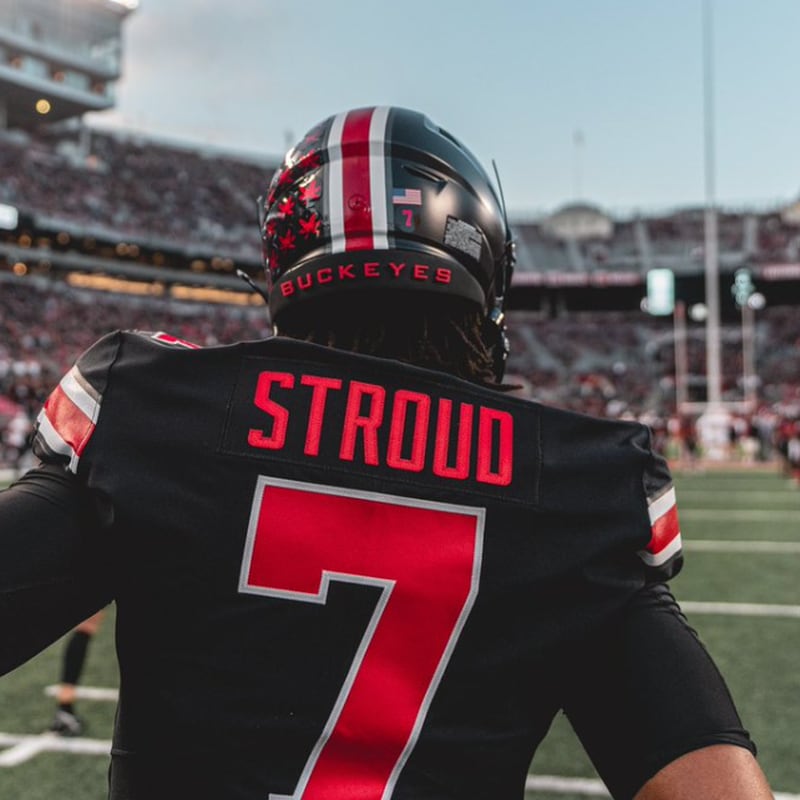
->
xmin=697 ymin=0 xmax=730 ymax=459
xmin=740 ymin=290 xmax=765 ymax=410
xmin=674 ymin=300 xmax=689 ymax=411
xmin=741 ymin=300 xmax=756 ymax=409
xmin=702 ymin=0 xmax=722 ymax=409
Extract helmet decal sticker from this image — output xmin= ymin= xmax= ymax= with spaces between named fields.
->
xmin=298 ymin=176 xmax=322 ymax=204
xmin=391 ymin=188 xmax=423 ymax=206
xmin=444 ymin=217 xmax=482 ymax=262
xmin=298 ymin=214 xmax=321 ymax=239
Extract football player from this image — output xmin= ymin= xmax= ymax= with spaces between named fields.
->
xmin=48 ymin=609 xmax=106 ymax=736
xmin=0 ymin=106 xmax=772 ymax=799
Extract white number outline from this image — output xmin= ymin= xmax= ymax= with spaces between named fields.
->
xmin=239 ymin=475 xmax=485 ymax=800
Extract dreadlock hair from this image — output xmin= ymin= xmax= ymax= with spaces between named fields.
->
xmin=275 ymin=292 xmax=506 ymax=390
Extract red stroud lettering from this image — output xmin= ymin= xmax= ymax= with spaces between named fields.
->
xmin=247 ymin=371 xmax=513 ymax=486
xmin=279 ymin=260 xmax=452 ymax=297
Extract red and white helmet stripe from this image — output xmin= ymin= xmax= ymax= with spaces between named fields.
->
xmin=639 ymin=485 xmax=682 ymax=567
xmin=327 ymin=106 xmax=391 ymax=254
xmin=35 ymin=365 xmax=101 ymax=473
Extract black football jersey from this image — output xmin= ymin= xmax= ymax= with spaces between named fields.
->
xmin=31 ymin=330 xmax=682 ymax=799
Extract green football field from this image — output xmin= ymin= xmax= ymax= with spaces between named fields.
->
xmin=0 ymin=468 xmax=798 ymax=799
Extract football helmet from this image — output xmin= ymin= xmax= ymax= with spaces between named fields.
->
xmin=259 ymin=106 xmax=515 ymax=375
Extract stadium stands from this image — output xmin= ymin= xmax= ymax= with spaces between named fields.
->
xmin=0 ymin=275 xmax=270 ymax=469
xmin=3 ymin=125 xmax=800 ymax=278
xmin=0 ymin=125 xmax=269 ymax=262
xmin=2 ymin=274 xmax=798 ymax=469
xmin=1 ymin=124 xmax=798 ymax=468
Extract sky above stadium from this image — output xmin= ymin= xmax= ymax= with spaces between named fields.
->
xmin=87 ymin=0 xmax=800 ymax=218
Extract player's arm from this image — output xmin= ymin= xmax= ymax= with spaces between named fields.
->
xmin=634 ymin=744 xmax=773 ymax=800
xmin=0 ymin=463 xmax=113 ymax=676
xmin=632 ymin=437 xmax=772 ymax=797
xmin=562 ymin=582 xmax=772 ymax=799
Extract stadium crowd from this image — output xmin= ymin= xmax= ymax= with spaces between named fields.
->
xmin=1 ymin=124 xmax=798 ymax=477
xmin=3 ymin=124 xmax=800 ymax=270
xmin=0 ymin=277 xmax=269 ymax=471
xmin=2 ymin=277 xmax=799 ymax=477
xmin=0 ymin=126 xmax=268 ymax=259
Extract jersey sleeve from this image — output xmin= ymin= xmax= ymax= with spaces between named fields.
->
xmin=31 ymin=331 xmax=122 ymax=474
xmin=0 ymin=464 xmax=113 ymax=675
xmin=637 ymin=429 xmax=683 ymax=581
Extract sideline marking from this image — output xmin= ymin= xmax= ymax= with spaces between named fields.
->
xmin=0 ymin=732 xmax=110 ymax=767
xmin=526 ymin=775 xmax=609 ymax=796
xmin=44 ymin=684 xmax=118 ymax=702
xmin=680 ymin=509 xmax=798 ymax=521
xmin=2 ymin=735 xmax=798 ymax=800
xmin=685 ymin=540 xmax=800 ymax=554
xmin=681 ymin=601 xmax=800 ymax=619
xmin=677 ymin=489 xmax=798 ymax=499
xmin=526 ymin=774 xmax=800 ymax=800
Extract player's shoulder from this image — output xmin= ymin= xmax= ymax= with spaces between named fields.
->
xmin=539 ymin=400 xmax=654 ymax=456
xmin=66 ymin=329 xmax=241 ymax=399
xmin=78 ymin=329 xmax=234 ymax=368
xmin=74 ymin=328 xmax=199 ymax=362
xmin=534 ymin=401 xmax=671 ymax=503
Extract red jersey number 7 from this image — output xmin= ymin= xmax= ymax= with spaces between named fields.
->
xmin=239 ymin=476 xmax=485 ymax=800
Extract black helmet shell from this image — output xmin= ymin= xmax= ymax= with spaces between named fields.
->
xmin=260 ymin=106 xmax=512 ymax=324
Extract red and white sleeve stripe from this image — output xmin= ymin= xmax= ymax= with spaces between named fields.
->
xmin=638 ymin=485 xmax=682 ymax=567
xmin=35 ymin=365 xmax=101 ymax=474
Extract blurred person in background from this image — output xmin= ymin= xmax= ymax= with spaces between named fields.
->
xmin=786 ymin=422 xmax=800 ymax=485
xmin=48 ymin=609 xmax=106 ymax=736
xmin=2 ymin=407 xmax=33 ymax=478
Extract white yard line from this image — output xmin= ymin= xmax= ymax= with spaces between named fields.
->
xmin=680 ymin=509 xmax=798 ymax=521
xmin=685 ymin=540 xmax=800 ymax=553
xmin=681 ymin=601 xmax=800 ymax=619
xmin=526 ymin=774 xmax=800 ymax=800
xmin=677 ymin=489 xmax=797 ymax=497
xmin=1 ymin=732 xmax=797 ymax=798
xmin=44 ymin=684 xmax=119 ymax=701
xmin=0 ymin=732 xmax=110 ymax=766
xmin=526 ymin=775 xmax=610 ymax=796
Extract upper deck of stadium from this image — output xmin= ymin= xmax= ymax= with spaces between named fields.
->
xmin=2 ymin=124 xmax=800 ymax=299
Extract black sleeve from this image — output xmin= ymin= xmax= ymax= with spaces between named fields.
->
xmin=0 ymin=463 xmax=114 ymax=676
xmin=561 ymin=583 xmax=756 ymax=800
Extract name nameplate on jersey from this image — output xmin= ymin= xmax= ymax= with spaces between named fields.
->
xmin=220 ymin=357 xmax=540 ymax=505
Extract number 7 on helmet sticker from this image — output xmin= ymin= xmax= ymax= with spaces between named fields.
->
xmin=239 ymin=476 xmax=485 ymax=800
